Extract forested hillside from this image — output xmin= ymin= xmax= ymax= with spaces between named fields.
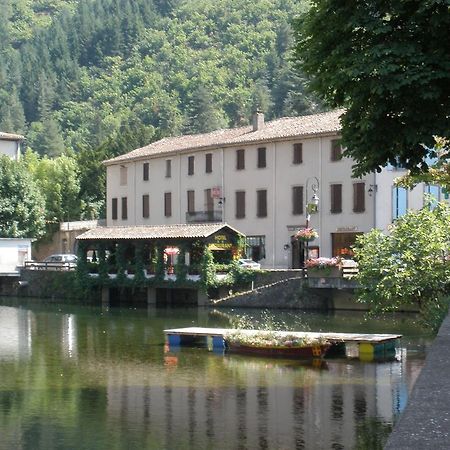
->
xmin=0 ymin=0 xmax=322 ymax=228
xmin=1 ymin=0 xmax=320 ymax=156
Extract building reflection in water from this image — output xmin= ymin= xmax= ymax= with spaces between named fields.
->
xmin=0 ymin=306 xmax=33 ymax=361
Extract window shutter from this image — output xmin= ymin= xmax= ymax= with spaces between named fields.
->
xmin=166 ymin=160 xmax=171 ymax=178
xmin=165 ymin=192 xmax=172 ymax=217
xmin=205 ymin=189 xmax=214 ymax=212
xmin=143 ymin=162 xmax=149 ymax=181
xmin=187 ymin=190 xmax=195 ymax=213
xmin=353 ymin=183 xmax=365 ymax=212
xmin=236 ymin=191 xmax=245 ymax=218
xmin=188 ymin=156 xmax=194 ymax=175
xmin=112 ymin=198 xmax=118 ymax=220
xmin=293 ymin=143 xmax=303 ymax=164
xmin=142 ymin=194 xmax=150 ymax=218
xmin=121 ymin=197 xmax=128 ymax=220
xmin=257 ymin=190 xmax=267 ymax=217
xmin=331 ymin=184 xmax=342 ymax=213
xmin=331 ymin=140 xmax=342 ymax=161
xmin=205 ymin=153 xmax=212 ymax=173
xmin=292 ymin=186 xmax=303 ymax=215
xmin=236 ymin=149 xmax=245 ymax=170
xmin=257 ymin=147 xmax=266 ymax=168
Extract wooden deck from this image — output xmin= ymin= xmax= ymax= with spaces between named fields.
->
xmin=163 ymin=327 xmax=402 ymax=361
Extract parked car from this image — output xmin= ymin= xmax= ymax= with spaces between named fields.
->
xmin=237 ymin=259 xmax=261 ymax=270
xmin=43 ymin=254 xmax=78 ymax=267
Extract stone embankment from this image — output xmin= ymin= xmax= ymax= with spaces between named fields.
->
xmin=384 ymin=313 xmax=450 ymax=449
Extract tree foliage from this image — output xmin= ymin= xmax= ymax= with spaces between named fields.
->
xmin=293 ymin=1 xmax=450 ymax=176
xmin=353 ymin=201 xmax=450 ymax=330
xmin=0 ymin=155 xmax=46 ymax=238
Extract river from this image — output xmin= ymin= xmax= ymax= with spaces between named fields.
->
xmin=0 ymin=299 xmax=432 ymax=449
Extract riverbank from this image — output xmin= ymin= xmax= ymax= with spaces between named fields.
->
xmin=384 ymin=312 xmax=450 ymax=449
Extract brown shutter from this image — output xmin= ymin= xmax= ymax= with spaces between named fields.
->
xmin=236 ymin=149 xmax=245 ymax=170
xmin=292 ymin=186 xmax=304 ymax=215
xmin=187 ymin=190 xmax=195 ymax=213
xmin=121 ymin=197 xmax=128 ymax=220
xmin=331 ymin=184 xmax=342 ymax=213
xmin=188 ymin=156 xmax=194 ymax=175
xmin=236 ymin=191 xmax=245 ymax=218
xmin=257 ymin=147 xmax=266 ymax=168
xmin=257 ymin=190 xmax=267 ymax=217
xmin=166 ymin=160 xmax=171 ymax=178
xmin=205 ymin=189 xmax=214 ymax=212
xmin=205 ymin=153 xmax=212 ymax=173
xmin=331 ymin=140 xmax=342 ymax=161
xmin=293 ymin=143 xmax=303 ymax=164
xmin=142 ymin=194 xmax=150 ymax=218
xmin=112 ymin=198 xmax=118 ymax=220
xmin=164 ymin=192 xmax=172 ymax=217
xmin=353 ymin=183 xmax=365 ymax=212
xmin=143 ymin=162 xmax=149 ymax=181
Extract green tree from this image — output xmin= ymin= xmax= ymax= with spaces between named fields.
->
xmin=293 ymin=1 xmax=450 ymax=176
xmin=0 ymin=155 xmax=46 ymax=238
xmin=353 ymin=201 xmax=450 ymax=330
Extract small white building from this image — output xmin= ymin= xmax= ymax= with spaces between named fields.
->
xmin=0 ymin=238 xmax=33 ymax=274
xmin=103 ymin=110 xmax=445 ymax=269
xmin=0 ymin=131 xmax=24 ymax=160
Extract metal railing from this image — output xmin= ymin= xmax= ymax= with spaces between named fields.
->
xmin=186 ymin=210 xmax=222 ymax=223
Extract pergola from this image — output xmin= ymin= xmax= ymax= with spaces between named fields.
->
xmin=75 ymin=223 xmax=244 ymax=278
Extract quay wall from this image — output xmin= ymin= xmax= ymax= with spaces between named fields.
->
xmin=384 ymin=313 xmax=450 ymax=449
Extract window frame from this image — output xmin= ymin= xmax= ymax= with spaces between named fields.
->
xmin=257 ymin=147 xmax=266 ymax=168
xmin=235 ymin=191 xmax=246 ymax=218
xmin=143 ymin=162 xmax=149 ymax=181
xmin=142 ymin=194 xmax=150 ymax=218
xmin=330 ymin=183 xmax=342 ymax=214
xmin=205 ymin=153 xmax=212 ymax=173
xmin=236 ymin=149 xmax=245 ymax=170
xmin=293 ymin=143 xmax=303 ymax=164
xmin=121 ymin=197 xmax=128 ymax=220
xmin=165 ymin=160 xmax=172 ymax=178
xmin=188 ymin=155 xmax=195 ymax=176
xmin=292 ymin=185 xmax=304 ymax=215
xmin=353 ymin=182 xmax=366 ymax=213
xmin=256 ymin=189 xmax=268 ymax=218
xmin=331 ymin=139 xmax=342 ymax=162
xmin=112 ymin=198 xmax=118 ymax=220
xmin=164 ymin=192 xmax=172 ymax=217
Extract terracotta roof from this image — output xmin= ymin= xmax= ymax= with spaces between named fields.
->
xmin=76 ymin=223 xmax=243 ymax=240
xmin=0 ymin=132 xmax=25 ymax=141
xmin=105 ymin=109 xmax=343 ymax=165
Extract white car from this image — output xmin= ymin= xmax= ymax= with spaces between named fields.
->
xmin=43 ymin=254 xmax=78 ymax=268
xmin=238 ymin=259 xmax=261 ymax=270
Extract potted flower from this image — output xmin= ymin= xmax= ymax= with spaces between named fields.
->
xmin=295 ymin=227 xmax=319 ymax=242
xmin=306 ymin=257 xmax=342 ymax=277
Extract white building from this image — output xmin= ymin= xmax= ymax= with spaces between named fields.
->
xmin=0 ymin=131 xmax=24 ymax=160
xmin=0 ymin=238 xmax=33 ymax=274
xmin=104 ymin=110 xmax=442 ymax=269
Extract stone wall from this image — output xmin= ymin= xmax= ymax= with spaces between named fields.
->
xmin=211 ymin=278 xmax=333 ymax=309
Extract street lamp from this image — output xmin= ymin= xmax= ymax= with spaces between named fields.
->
xmin=304 ymin=176 xmax=320 ymax=270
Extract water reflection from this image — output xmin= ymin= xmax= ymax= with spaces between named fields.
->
xmin=0 ymin=301 xmax=431 ymax=449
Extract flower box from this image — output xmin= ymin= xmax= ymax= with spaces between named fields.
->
xmin=307 ymin=266 xmax=342 ymax=278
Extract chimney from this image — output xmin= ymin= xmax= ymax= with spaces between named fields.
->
xmin=252 ymin=110 xmax=265 ymax=131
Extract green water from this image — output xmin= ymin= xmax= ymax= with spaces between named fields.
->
xmin=0 ymin=299 xmax=432 ymax=450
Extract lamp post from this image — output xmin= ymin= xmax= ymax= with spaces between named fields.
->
xmin=304 ymin=176 xmax=320 ymax=271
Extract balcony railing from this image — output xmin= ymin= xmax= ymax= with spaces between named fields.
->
xmin=186 ymin=210 xmax=223 ymax=223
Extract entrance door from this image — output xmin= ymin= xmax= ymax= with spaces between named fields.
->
xmin=291 ymin=236 xmax=304 ymax=269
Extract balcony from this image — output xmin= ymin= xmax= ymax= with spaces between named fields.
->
xmin=186 ymin=210 xmax=223 ymax=223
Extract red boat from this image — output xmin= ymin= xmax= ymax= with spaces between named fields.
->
xmin=226 ymin=342 xmax=330 ymax=359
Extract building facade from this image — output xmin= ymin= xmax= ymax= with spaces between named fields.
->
xmin=0 ymin=132 xmax=24 ymax=160
xmin=104 ymin=110 xmax=442 ymax=269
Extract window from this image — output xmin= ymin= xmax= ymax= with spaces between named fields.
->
xmin=120 ymin=165 xmax=127 ymax=185
xmin=257 ymin=147 xmax=266 ymax=168
xmin=165 ymin=160 xmax=171 ymax=178
xmin=330 ymin=184 xmax=342 ymax=213
xmin=353 ymin=182 xmax=365 ymax=213
xmin=256 ymin=189 xmax=267 ymax=218
xmin=293 ymin=143 xmax=303 ymax=164
xmin=205 ymin=153 xmax=212 ymax=173
xmin=331 ymin=140 xmax=342 ymax=161
xmin=236 ymin=191 xmax=245 ymax=218
xmin=245 ymin=236 xmax=266 ymax=261
xmin=112 ymin=198 xmax=118 ymax=220
xmin=164 ymin=192 xmax=172 ymax=217
xmin=121 ymin=197 xmax=128 ymax=220
xmin=236 ymin=149 xmax=245 ymax=170
xmin=424 ymin=184 xmax=441 ymax=209
xmin=392 ymin=187 xmax=407 ymax=220
xmin=143 ymin=162 xmax=149 ymax=181
xmin=142 ymin=194 xmax=150 ymax=218
xmin=292 ymin=186 xmax=304 ymax=215
xmin=204 ymin=189 xmax=214 ymax=212
xmin=187 ymin=190 xmax=195 ymax=213
xmin=188 ymin=156 xmax=194 ymax=175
